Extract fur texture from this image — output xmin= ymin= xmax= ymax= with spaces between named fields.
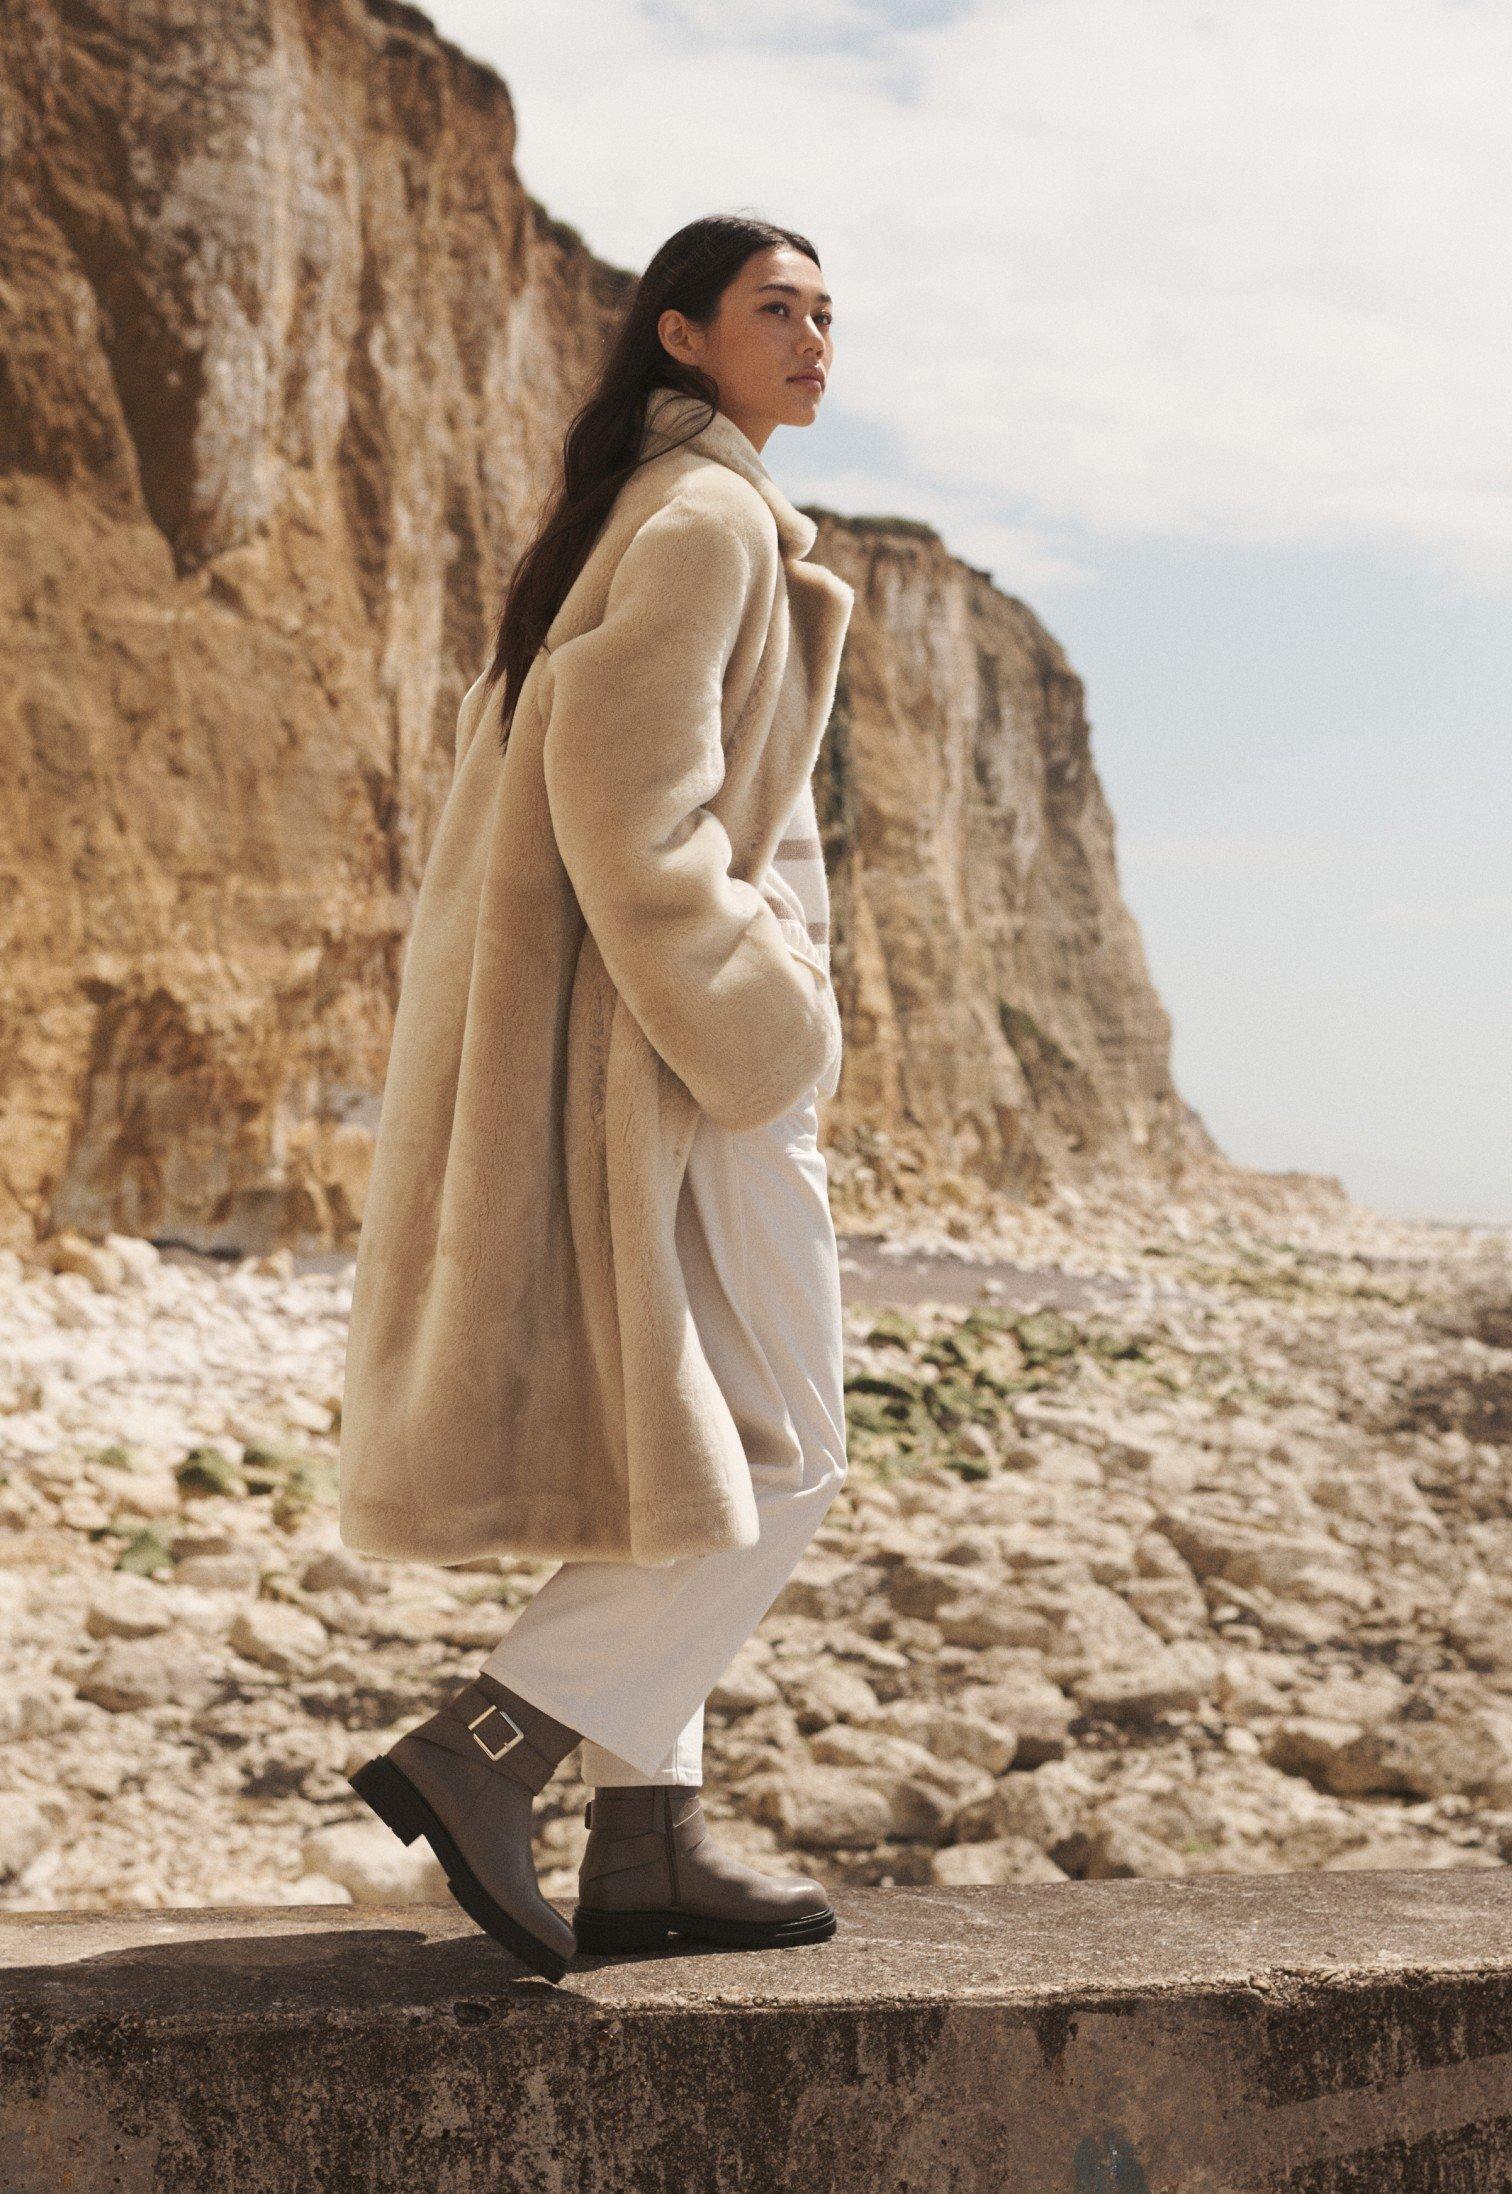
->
xmin=338 ymin=387 xmax=855 ymax=1568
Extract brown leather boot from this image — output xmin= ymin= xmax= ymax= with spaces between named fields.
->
xmin=348 ymin=1671 xmax=582 ymax=1981
xmin=573 ymin=1783 xmax=837 ymax=1953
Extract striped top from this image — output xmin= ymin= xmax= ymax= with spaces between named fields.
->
xmin=771 ymin=775 xmax=840 ymax=1099
xmin=772 ymin=776 xmax=830 ymax=973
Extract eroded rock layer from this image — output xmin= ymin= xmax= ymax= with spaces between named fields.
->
xmin=2 ymin=0 xmax=1221 ymax=1252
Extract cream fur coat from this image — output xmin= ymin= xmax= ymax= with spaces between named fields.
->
xmin=338 ymin=386 xmax=855 ymax=1568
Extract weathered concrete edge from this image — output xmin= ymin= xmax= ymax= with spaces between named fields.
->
xmin=2 ymin=1877 xmax=1511 ymax=2193
xmin=7 ymin=1864 xmax=1511 ymax=2009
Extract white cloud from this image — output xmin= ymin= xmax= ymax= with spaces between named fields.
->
xmin=428 ymin=0 xmax=1512 ymax=596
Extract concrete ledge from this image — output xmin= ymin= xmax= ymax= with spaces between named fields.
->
xmin=3 ymin=1869 xmax=1510 ymax=2190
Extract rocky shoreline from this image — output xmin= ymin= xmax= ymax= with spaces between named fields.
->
xmin=1 ymin=1163 xmax=1507 ymax=1915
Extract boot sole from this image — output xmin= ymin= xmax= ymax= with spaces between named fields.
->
xmin=572 ymin=1902 xmax=838 ymax=1954
xmin=348 ymin=1754 xmax=572 ymax=1982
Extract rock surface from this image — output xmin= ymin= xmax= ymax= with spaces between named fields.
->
xmin=0 ymin=0 xmax=1245 ymax=1256
xmin=810 ymin=513 xmax=1215 ymax=1194
xmin=0 ymin=1186 xmax=1507 ymax=1915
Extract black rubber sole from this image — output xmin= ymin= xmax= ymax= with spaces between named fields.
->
xmin=348 ymin=1753 xmax=572 ymax=1982
xmin=572 ymin=1901 xmax=838 ymax=1954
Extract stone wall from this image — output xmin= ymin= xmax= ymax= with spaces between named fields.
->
xmin=3 ymin=1876 xmax=1509 ymax=2190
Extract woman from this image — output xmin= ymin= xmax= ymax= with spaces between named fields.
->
xmin=339 ymin=215 xmax=854 ymax=1982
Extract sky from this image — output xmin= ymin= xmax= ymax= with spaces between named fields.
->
xmin=425 ymin=0 xmax=1510 ymax=1225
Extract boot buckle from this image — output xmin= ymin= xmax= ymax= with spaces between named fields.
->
xmin=467 ymin=1702 xmax=526 ymax=1761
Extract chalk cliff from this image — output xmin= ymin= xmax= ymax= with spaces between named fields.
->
xmin=0 ymin=0 xmax=1223 ymax=1252
xmin=809 ymin=513 xmax=1216 ymax=1197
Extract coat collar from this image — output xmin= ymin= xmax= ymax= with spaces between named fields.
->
xmin=638 ymin=385 xmax=820 ymax=560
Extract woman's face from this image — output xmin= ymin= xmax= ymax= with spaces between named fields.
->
xmin=659 ymin=244 xmax=834 ymax=451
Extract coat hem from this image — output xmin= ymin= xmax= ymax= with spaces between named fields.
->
xmin=339 ymin=1482 xmax=758 ymax=1570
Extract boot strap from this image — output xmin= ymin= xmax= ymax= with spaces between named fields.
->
xmin=578 ymin=1828 xmax=668 ymax=1887
xmin=410 ymin=1679 xmax=565 ymax=1795
xmin=579 ymin=1796 xmax=712 ymax=1885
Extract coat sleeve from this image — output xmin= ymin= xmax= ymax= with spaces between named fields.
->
xmin=451 ymin=669 xmax=493 ymax=782
xmin=541 ymin=497 xmax=841 ymax=1131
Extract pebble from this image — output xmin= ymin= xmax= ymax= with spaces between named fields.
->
xmin=0 ymin=1192 xmax=1504 ymax=1914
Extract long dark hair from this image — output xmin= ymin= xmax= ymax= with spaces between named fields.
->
xmin=485 ymin=213 xmax=821 ymax=750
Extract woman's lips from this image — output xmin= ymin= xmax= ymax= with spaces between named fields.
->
xmin=789 ymin=374 xmax=824 ymax=388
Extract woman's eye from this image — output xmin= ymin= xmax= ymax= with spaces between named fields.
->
xmin=766 ymin=303 xmax=833 ymax=327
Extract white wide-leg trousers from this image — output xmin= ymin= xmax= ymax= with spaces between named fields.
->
xmin=479 ymin=1084 xmax=847 ymax=1784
